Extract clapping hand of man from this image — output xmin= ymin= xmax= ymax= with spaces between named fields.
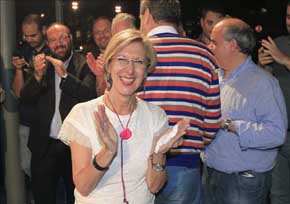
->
xmin=33 ymin=53 xmax=48 ymax=82
xmin=45 ymin=55 xmax=67 ymax=78
xmin=34 ymin=54 xmax=68 ymax=82
xmin=259 ymin=36 xmax=290 ymax=68
xmin=86 ymin=52 xmax=104 ymax=76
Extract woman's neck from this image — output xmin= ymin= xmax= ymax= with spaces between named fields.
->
xmin=105 ymin=92 xmax=136 ymax=115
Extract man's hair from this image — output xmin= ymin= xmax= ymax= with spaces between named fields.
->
xmin=22 ymin=14 xmax=44 ymax=31
xmin=200 ymin=1 xmax=226 ymax=18
xmin=47 ymin=22 xmax=71 ymax=35
xmin=140 ymin=0 xmax=181 ymax=25
xmin=92 ymin=16 xmax=112 ymax=30
xmin=112 ymin=13 xmax=136 ymax=28
xmin=223 ymin=19 xmax=256 ymax=55
xmin=288 ymin=0 xmax=290 ymax=6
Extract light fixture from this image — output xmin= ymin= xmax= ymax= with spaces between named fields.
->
xmin=72 ymin=1 xmax=79 ymax=11
xmin=115 ymin=5 xmax=122 ymax=13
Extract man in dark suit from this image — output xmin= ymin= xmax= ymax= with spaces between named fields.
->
xmin=20 ymin=23 xmax=96 ymax=204
xmin=85 ymin=16 xmax=112 ymax=95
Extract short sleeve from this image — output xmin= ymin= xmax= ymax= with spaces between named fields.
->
xmin=151 ymin=103 xmax=169 ymax=136
xmin=58 ymin=103 xmax=95 ymax=149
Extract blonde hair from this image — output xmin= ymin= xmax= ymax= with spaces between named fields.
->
xmin=103 ymin=29 xmax=156 ymax=89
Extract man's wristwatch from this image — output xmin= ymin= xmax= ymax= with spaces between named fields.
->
xmin=61 ymin=73 xmax=68 ymax=80
xmin=222 ymin=119 xmax=232 ymax=132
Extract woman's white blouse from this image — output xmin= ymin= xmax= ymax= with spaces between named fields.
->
xmin=58 ymin=96 xmax=168 ymax=204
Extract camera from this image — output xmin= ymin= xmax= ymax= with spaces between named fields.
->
xmin=12 ymin=49 xmax=29 ymax=69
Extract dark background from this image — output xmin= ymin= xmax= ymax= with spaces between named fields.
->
xmin=14 ymin=0 xmax=289 ymax=49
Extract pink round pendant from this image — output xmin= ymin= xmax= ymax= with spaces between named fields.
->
xmin=120 ymin=128 xmax=132 ymax=140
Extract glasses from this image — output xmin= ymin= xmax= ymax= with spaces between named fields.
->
xmin=48 ymin=34 xmax=70 ymax=45
xmin=112 ymin=56 xmax=148 ymax=69
xmin=93 ymin=28 xmax=111 ymax=36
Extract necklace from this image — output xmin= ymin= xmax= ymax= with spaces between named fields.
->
xmin=107 ymin=95 xmax=135 ymax=140
xmin=106 ymin=95 xmax=136 ymax=204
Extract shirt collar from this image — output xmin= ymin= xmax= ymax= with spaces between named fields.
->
xmin=219 ymin=56 xmax=252 ymax=83
xmin=63 ymin=51 xmax=73 ymax=69
xmin=147 ymin=26 xmax=178 ymax=37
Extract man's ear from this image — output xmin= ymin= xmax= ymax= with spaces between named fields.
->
xmin=144 ymin=8 xmax=156 ymax=26
xmin=69 ymin=34 xmax=73 ymax=41
xmin=230 ymin=39 xmax=238 ymax=51
xmin=42 ymin=26 xmax=47 ymax=36
xmin=200 ymin=17 xmax=204 ymax=29
xmin=143 ymin=8 xmax=150 ymax=25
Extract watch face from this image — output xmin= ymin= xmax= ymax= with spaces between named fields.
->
xmin=222 ymin=119 xmax=232 ymax=131
xmin=153 ymin=163 xmax=165 ymax=172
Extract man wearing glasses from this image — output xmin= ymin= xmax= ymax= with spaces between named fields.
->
xmin=20 ymin=23 xmax=96 ymax=204
xmin=86 ymin=16 xmax=112 ymax=95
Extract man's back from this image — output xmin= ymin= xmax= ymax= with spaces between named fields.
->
xmin=138 ymin=32 xmax=220 ymax=166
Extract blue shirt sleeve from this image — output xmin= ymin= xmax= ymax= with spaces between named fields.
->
xmin=234 ymin=75 xmax=287 ymax=150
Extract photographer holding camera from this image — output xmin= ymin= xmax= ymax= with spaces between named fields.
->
xmin=12 ymin=14 xmax=49 ymax=98
xmin=11 ymin=14 xmax=49 ymax=182
xmin=258 ymin=1 xmax=290 ymax=203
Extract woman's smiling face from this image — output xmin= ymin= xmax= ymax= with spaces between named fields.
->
xmin=108 ymin=41 xmax=147 ymax=97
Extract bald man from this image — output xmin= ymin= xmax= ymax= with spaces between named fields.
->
xmin=111 ymin=13 xmax=136 ymax=35
xmin=204 ymin=18 xmax=287 ymax=204
xmin=20 ymin=23 xmax=96 ymax=204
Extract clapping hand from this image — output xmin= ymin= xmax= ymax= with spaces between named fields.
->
xmin=33 ymin=53 xmax=48 ymax=81
xmin=45 ymin=56 xmax=67 ymax=78
xmin=258 ymin=46 xmax=274 ymax=66
xmin=152 ymin=118 xmax=190 ymax=154
xmin=86 ymin=52 xmax=104 ymax=76
xmin=94 ymin=104 xmax=118 ymax=155
xmin=260 ymin=36 xmax=289 ymax=66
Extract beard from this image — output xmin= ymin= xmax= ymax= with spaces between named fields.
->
xmin=52 ymin=45 xmax=72 ymax=61
xmin=29 ymin=40 xmax=43 ymax=50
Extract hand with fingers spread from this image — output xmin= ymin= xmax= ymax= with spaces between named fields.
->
xmin=33 ymin=53 xmax=48 ymax=81
xmin=94 ymin=104 xmax=118 ymax=156
xmin=152 ymin=118 xmax=190 ymax=154
xmin=260 ymin=36 xmax=290 ymax=68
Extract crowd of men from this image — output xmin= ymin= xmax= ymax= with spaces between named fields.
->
xmin=3 ymin=0 xmax=290 ymax=203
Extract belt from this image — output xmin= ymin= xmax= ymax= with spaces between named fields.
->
xmin=207 ymin=167 xmax=271 ymax=178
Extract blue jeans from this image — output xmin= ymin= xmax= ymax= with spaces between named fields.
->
xmin=271 ymin=132 xmax=290 ymax=204
xmin=204 ymin=167 xmax=271 ymax=204
xmin=155 ymin=166 xmax=201 ymax=204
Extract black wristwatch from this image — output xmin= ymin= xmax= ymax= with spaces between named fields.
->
xmin=61 ymin=73 xmax=68 ymax=82
xmin=222 ymin=119 xmax=232 ymax=132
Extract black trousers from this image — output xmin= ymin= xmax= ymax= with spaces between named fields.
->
xmin=31 ymin=139 xmax=74 ymax=204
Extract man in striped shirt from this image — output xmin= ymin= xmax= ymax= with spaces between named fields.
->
xmin=138 ymin=1 xmax=221 ymax=203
